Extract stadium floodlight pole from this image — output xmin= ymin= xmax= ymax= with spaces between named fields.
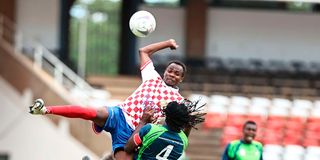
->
xmin=78 ymin=6 xmax=88 ymax=78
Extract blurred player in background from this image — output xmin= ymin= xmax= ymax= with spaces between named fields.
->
xmin=29 ymin=39 xmax=188 ymax=159
xmin=123 ymin=100 xmax=205 ymax=160
xmin=222 ymin=121 xmax=263 ymax=160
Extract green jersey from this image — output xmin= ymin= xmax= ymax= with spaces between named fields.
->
xmin=134 ymin=124 xmax=188 ymax=160
xmin=222 ymin=140 xmax=263 ymax=160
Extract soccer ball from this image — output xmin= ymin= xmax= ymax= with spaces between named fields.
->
xmin=129 ymin=10 xmax=156 ymax=37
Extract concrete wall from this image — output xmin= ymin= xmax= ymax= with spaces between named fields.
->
xmin=139 ymin=6 xmax=320 ymax=63
xmin=13 ymin=2 xmax=320 ymax=63
xmin=138 ymin=6 xmax=186 ymax=61
xmin=206 ymin=8 xmax=320 ymax=63
xmin=16 ymin=0 xmax=60 ymax=51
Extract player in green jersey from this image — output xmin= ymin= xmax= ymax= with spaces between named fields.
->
xmin=124 ymin=100 xmax=205 ymax=160
xmin=222 ymin=120 xmax=263 ymax=160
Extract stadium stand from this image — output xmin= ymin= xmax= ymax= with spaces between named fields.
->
xmin=182 ymin=57 xmax=320 ymax=99
xmin=191 ymin=93 xmax=320 ymax=160
xmin=0 ymin=13 xmax=113 ymax=157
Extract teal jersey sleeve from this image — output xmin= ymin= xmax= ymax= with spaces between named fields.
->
xmin=222 ymin=143 xmax=231 ymax=160
xmin=139 ymin=124 xmax=152 ymax=138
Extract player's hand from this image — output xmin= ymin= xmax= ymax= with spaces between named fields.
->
xmin=168 ymin=39 xmax=179 ymax=50
xmin=141 ymin=106 xmax=155 ymax=123
xmin=29 ymin=98 xmax=47 ymax=114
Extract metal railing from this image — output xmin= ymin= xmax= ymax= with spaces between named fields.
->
xmin=0 ymin=13 xmax=110 ymax=105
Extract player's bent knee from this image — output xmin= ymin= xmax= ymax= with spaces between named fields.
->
xmin=93 ymin=107 xmax=109 ymax=127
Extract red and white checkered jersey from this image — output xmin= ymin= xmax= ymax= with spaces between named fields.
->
xmin=121 ymin=60 xmax=184 ymax=129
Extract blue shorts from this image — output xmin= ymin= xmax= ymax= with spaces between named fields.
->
xmin=93 ymin=106 xmax=134 ymax=151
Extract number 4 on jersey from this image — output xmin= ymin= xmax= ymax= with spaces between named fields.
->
xmin=156 ymin=145 xmax=174 ymax=160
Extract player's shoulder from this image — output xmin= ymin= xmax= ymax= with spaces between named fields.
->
xmin=252 ymin=140 xmax=263 ymax=147
xmin=229 ymin=139 xmax=242 ymax=146
xmin=149 ymin=124 xmax=167 ymax=131
xmin=140 ymin=60 xmax=154 ymax=71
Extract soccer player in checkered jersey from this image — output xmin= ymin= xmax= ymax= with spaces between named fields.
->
xmin=29 ymin=39 xmax=187 ymax=159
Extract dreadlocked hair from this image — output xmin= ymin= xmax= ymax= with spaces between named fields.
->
xmin=163 ymin=100 xmax=206 ymax=132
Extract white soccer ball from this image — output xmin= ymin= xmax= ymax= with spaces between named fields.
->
xmin=129 ymin=10 xmax=156 ymax=37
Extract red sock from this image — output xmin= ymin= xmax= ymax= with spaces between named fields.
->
xmin=46 ymin=105 xmax=97 ymax=120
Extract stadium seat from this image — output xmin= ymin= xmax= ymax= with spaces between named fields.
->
xmin=209 ymin=94 xmax=230 ymax=106
xmin=188 ymin=93 xmax=209 ymax=105
xmin=292 ymin=99 xmax=313 ymax=110
xmin=303 ymin=121 xmax=320 ymax=146
xmin=264 ymin=144 xmax=284 ymax=154
xmin=203 ymin=104 xmax=227 ymax=129
xmin=251 ymin=97 xmax=271 ymax=108
xmin=304 ymin=107 xmax=320 ymax=147
xmin=267 ymin=60 xmax=295 ymax=77
xmin=263 ymin=130 xmax=284 ymax=145
xmin=290 ymin=108 xmax=309 ymax=119
xmin=304 ymin=154 xmax=320 ymax=160
xmin=291 ymin=61 xmax=312 ymax=78
xmin=247 ymin=59 xmax=269 ymax=77
xmin=303 ymin=139 xmax=320 ymax=148
xmin=283 ymin=132 xmax=303 ymax=145
xmin=247 ymin=105 xmax=268 ymax=132
xmin=285 ymin=107 xmax=308 ymax=144
xmin=263 ymin=144 xmax=283 ymax=160
xmin=313 ymin=100 xmax=320 ymax=109
xmin=223 ymin=58 xmax=248 ymax=75
xmin=246 ymin=114 xmax=266 ymax=127
xmin=309 ymin=62 xmax=320 ymax=79
xmin=230 ymin=96 xmax=251 ymax=107
xmin=205 ymin=57 xmax=226 ymax=72
xmin=283 ymin=145 xmax=305 ymax=160
xmin=306 ymin=146 xmax=320 ymax=156
xmin=283 ymin=154 xmax=304 ymax=160
xmin=285 ymin=145 xmax=305 ymax=154
xmin=221 ymin=126 xmax=242 ymax=147
xmin=310 ymin=107 xmax=320 ymax=118
xmin=272 ymin=98 xmax=292 ymax=109
xmin=263 ymin=153 xmax=282 ymax=160
xmin=263 ymin=107 xmax=288 ymax=145
xmin=226 ymin=105 xmax=248 ymax=128
xmin=247 ymin=97 xmax=271 ymax=129
xmin=306 ymin=118 xmax=320 ymax=132
xmin=248 ymin=104 xmax=268 ymax=116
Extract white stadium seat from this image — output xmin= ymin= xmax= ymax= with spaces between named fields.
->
xmin=230 ymin=96 xmax=251 ymax=107
xmin=209 ymin=94 xmax=230 ymax=106
xmin=272 ymin=98 xmax=292 ymax=109
xmin=251 ymin=97 xmax=271 ymax=108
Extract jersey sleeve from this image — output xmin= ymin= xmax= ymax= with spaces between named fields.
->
xmin=139 ymin=124 xmax=152 ymax=138
xmin=258 ymin=143 xmax=264 ymax=160
xmin=222 ymin=143 xmax=231 ymax=160
xmin=141 ymin=60 xmax=160 ymax=82
xmin=133 ymin=124 xmax=152 ymax=146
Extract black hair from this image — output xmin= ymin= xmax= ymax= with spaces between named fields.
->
xmin=163 ymin=100 xmax=206 ymax=132
xmin=167 ymin=60 xmax=187 ymax=77
xmin=243 ymin=120 xmax=257 ymax=129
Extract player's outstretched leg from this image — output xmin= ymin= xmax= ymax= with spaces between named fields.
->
xmin=29 ymin=98 xmax=47 ymax=114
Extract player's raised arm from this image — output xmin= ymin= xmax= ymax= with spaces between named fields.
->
xmin=124 ymin=106 xmax=155 ymax=155
xmin=139 ymin=39 xmax=179 ymax=68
